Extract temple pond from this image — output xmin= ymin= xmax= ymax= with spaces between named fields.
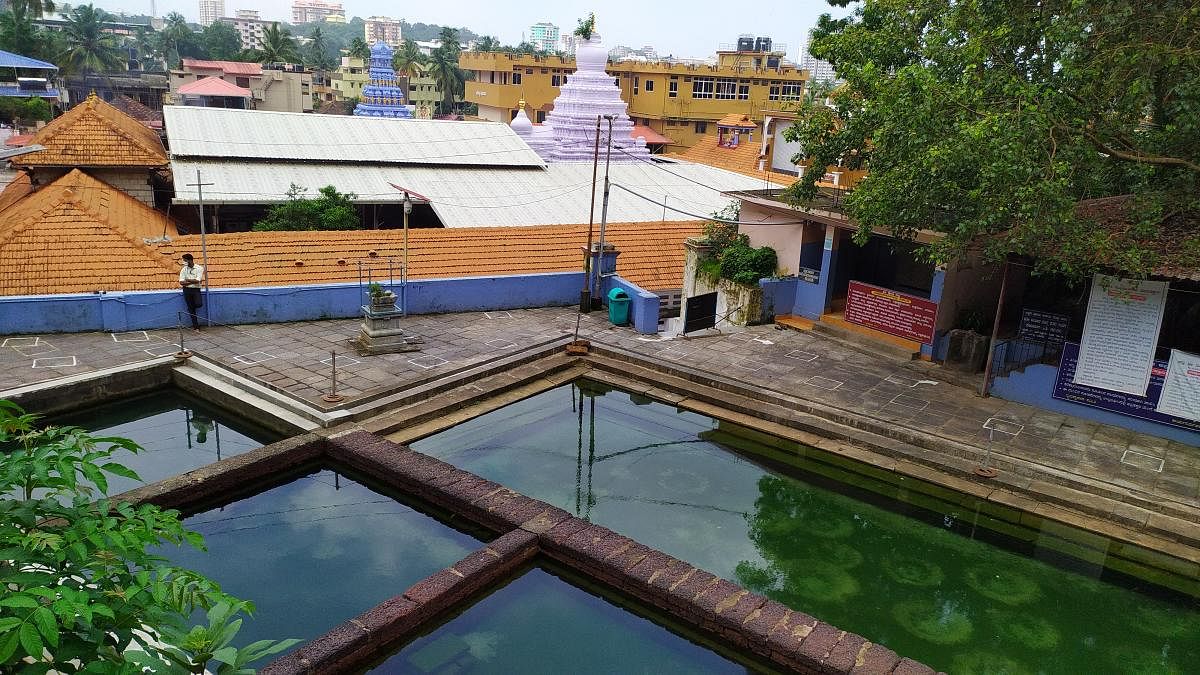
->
xmin=374 ymin=565 xmax=749 ymax=674
xmin=49 ymin=388 xmax=279 ymax=494
xmin=412 ymin=381 xmax=1200 ymax=674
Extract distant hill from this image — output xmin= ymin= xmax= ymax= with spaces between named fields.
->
xmin=287 ymin=18 xmax=480 ymax=54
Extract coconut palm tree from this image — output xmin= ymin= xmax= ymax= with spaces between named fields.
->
xmin=436 ymin=27 xmax=460 ymax=56
xmin=0 ymin=6 xmax=41 ymax=58
xmin=60 ymin=4 xmax=125 ymax=75
xmin=391 ymin=38 xmax=425 ymax=78
xmin=427 ymin=42 xmax=466 ymax=115
xmin=259 ymin=22 xmax=299 ymax=64
xmin=472 ymin=35 xmax=500 ymax=53
xmin=8 ymin=0 xmax=55 ymax=19
xmin=347 ymin=36 xmax=369 ymax=62
xmin=305 ymin=25 xmax=332 ymax=69
xmin=156 ymin=11 xmax=193 ymax=67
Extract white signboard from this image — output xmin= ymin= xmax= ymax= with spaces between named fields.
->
xmin=1073 ymin=274 xmax=1168 ymax=396
xmin=1156 ymin=350 xmax=1200 ymax=423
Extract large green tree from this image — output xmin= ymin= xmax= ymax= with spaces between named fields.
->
xmin=346 ymin=36 xmax=369 ymax=61
xmin=305 ymin=25 xmax=333 ymax=69
xmin=428 ymin=28 xmax=466 ymax=115
xmin=391 ymin=38 xmax=425 ymax=78
xmin=201 ymin=20 xmax=241 ymax=61
xmin=787 ymin=0 xmax=1200 ymax=278
xmin=7 ymin=0 xmax=54 ymax=18
xmin=0 ymin=6 xmax=42 ymax=59
xmin=254 ymin=184 xmax=360 ymax=231
xmin=59 ymin=4 xmax=125 ymax=75
xmin=258 ymin=22 xmax=299 ymax=64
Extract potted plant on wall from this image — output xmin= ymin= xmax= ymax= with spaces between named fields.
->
xmin=367 ymin=282 xmax=396 ymax=310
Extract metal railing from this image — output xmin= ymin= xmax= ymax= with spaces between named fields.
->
xmin=988 ymin=335 xmax=1064 ymax=381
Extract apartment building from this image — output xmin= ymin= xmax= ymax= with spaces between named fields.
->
xmin=169 ymin=59 xmax=313 ymax=113
xmin=364 ymin=16 xmax=402 ymax=46
xmin=291 ymin=0 xmax=342 ymax=24
xmin=460 ymin=37 xmax=808 ymax=152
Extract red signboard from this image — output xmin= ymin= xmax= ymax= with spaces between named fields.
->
xmin=844 ymin=281 xmax=938 ymax=344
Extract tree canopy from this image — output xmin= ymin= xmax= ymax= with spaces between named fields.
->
xmin=786 ymin=0 xmax=1200 ymax=279
xmin=254 ymin=184 xmax=361 ymax=231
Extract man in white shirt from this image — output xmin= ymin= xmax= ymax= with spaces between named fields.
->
xmin=179 ymin=253 xmax=204 ymax=328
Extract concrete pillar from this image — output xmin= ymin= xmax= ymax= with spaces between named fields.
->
xmin=820 ymin=225 xmax=841 ymax=313
xmin=922 ymin=266 xmax=948 ymax=359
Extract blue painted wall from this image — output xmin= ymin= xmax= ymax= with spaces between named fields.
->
xmin=601 ymin=275 xmax=660 ymax=335
xmin=990 ymin=363 xmax=1200 ymax=445
xmin=758 ymin=278 xmax=795 ymax=323
xmin=920 ymin=268 xmax=947 ymax=358
xmin=0 ymin=272 xmax=583 ymax=334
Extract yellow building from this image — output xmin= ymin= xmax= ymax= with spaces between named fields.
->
xmin=460 ymin=47 xmax=808 ymax=153
xmin=405 ymin=65 xmax=441 ymax=114
xmin=331 ymin=55 xmax=369 ymax=100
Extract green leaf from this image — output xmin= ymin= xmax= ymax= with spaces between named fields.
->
xmin=18 ymin=621 xmax=42 ymax=659
xmin=0 ymin=617 xmax=21 ymax=632
xmin=31 ymin=607 xmax=58 ymax=647
xmin=100 ymin=463 xmax=141 ymax=481
xmin=0 ymin=595 xmax=38 ymax=609
xmin=0 ymin=629 xmax=19 ymax=663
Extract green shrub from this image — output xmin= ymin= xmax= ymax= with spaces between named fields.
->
xmin=254 ymin=183 xmax=361 ymax=231
xmin=719 ymin=242 xmax=777 ymax=286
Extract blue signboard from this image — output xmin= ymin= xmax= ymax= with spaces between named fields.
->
xmin=1052 ymin=342 xmax=1200 ymax=432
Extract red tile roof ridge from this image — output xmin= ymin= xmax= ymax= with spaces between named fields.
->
xmin=15 ymin=94 xmax=168 ymax=168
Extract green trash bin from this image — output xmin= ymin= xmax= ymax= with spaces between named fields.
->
xmin=607 ymin=288 xmax=631 ymax=326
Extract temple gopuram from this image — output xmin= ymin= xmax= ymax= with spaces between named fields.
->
xmin=354 ymin=41 xmax=414 ymax=118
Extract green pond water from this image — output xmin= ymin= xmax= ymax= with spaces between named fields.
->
xmin=159 ymin=469 xmax=483 ymax=654
xmin=49 ymin=389 xmax=280 ymax=495
xmin=412 ymin=381 xmax=1200 ymax=674
xmin=374 ymin=566 xmax=747 ymax=674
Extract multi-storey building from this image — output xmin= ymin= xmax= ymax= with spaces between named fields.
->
xmin=323 ymin=13 xmax=346 ymax=23
xmin=364 ymin=16 xmax=402 ymax=46
xmin=460 ymin=37 xmax=808 ymax=153
xmin=330 ymin=54 xmax=368 ymax=100
xmin=799 ymin=37 xmax=837 ymax=83
xmin=169 ymin=59 xmax=313 ymax=113
xmin=220 ymin=13 xmax=270 ymax=51
xmin=197 ymin=0 xmax=224 ymax=26
xmin=528 ymin=22 xmax=559 ymax=53
xmin=291 ymin=0 xmax=342 ymax=24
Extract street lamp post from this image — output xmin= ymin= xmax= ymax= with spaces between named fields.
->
xmin=402 ymin=191 xmax=412 ymax=316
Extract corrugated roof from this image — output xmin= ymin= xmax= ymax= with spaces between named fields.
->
xmin=169 ymin=159 xmax=778 ymax=227
xmin=13 ymin=93 xmax=168 ymax=168
xmin=156 ymin=221 xmax=701 ymax=291
xmin=163 ymin=106 xmax=547 ymax=167
xmin=0 ymin=170 xmax=180 ymax=296
xmin=110 ymin=94 xmax=164 ymax=130
xmin=0 ymin=49 xmax=57 ymax=71
xmin=180 ymin=58 xmax=262 ymax=76
xmin=0 ymin=85 xmax=59 ymax=98
xmin=177 ymin=76 xmax=253 ymax=97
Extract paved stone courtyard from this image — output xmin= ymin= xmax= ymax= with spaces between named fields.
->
xmin=1 ymin=307 xmax=1196 ymax=529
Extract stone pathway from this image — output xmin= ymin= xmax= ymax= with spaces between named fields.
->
xmin=1 ymin=307 xmax=1196 ymax=519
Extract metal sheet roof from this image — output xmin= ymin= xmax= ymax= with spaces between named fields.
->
xmin=0 ymin=86 xmax=58 ymax=98
xmin=170 ymin=160 xmax=778 ymax=228
xmin=0 ymin=49 xmax=57 ymax=71
xmin=163 ymin=106 xmax=546 ymax=168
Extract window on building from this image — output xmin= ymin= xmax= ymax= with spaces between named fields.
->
xmin=668 ymin=80 xmax=678 ymax=98
xmin=779 ymin=81 xmax=803 ymax=100
xmin=633 ymin=76 xmax=639 ymax=95
xmin=695 ymin=121 xmax=708 ymax=134
xmin=512 ymin=72 xmax=522 ymax=84
xmin=714 ymin=78 xmax=737 ymax=100
xmin=552 ymin=74 xmax=562 ymax=87
xmin=768 ymin=81 xmax=780 ymax=100
xmin=510 ymin=109 xmax=518 ymax=120
xmin=536 ymin=110 xmax=546 ymax=123
xmin=236 ymin=76 xmax=250 ymax=88
xmin=738 ymin=82 xmax=750 ymax=100
xmin=614 ymin=77 xmax=620 ymax=86
xmin=645 ymin=79 xmax=654 ymax=92
xmin=692 ymin=77 xmax=714 ymax=99
xmin=526 ymin=68 xmax=533 ymax=74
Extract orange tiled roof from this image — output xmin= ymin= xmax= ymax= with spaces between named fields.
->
xmin=154 ymin=221 xmax=704 ymax=293
xmin=716 ymin=113 xmax=756 ymax=129
xmin=673 ymin=135 xmax=799 ymax=187
xmin=0 ymin=173 xmax=33 ymax=214
xmin=12 ymin=94 xmax=168 ymax=168
xmin=0 ymin=170 xmax=180 ymax=296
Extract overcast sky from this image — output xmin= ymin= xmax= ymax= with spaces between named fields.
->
xmin=100 ymin=0 xmax=847 ymax=61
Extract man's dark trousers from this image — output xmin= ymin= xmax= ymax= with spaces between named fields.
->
xmin=183 ymin=287 xmax=202 ymax=328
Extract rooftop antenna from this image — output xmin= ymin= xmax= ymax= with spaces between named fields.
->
xmin=150 ymin=0 xmax=156 ymax=17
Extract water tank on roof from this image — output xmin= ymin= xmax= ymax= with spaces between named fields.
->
xmin=755 ymin=37 xmax=773 ymax=53
xmin=736 ymin=36 xmax=755 ymax=52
